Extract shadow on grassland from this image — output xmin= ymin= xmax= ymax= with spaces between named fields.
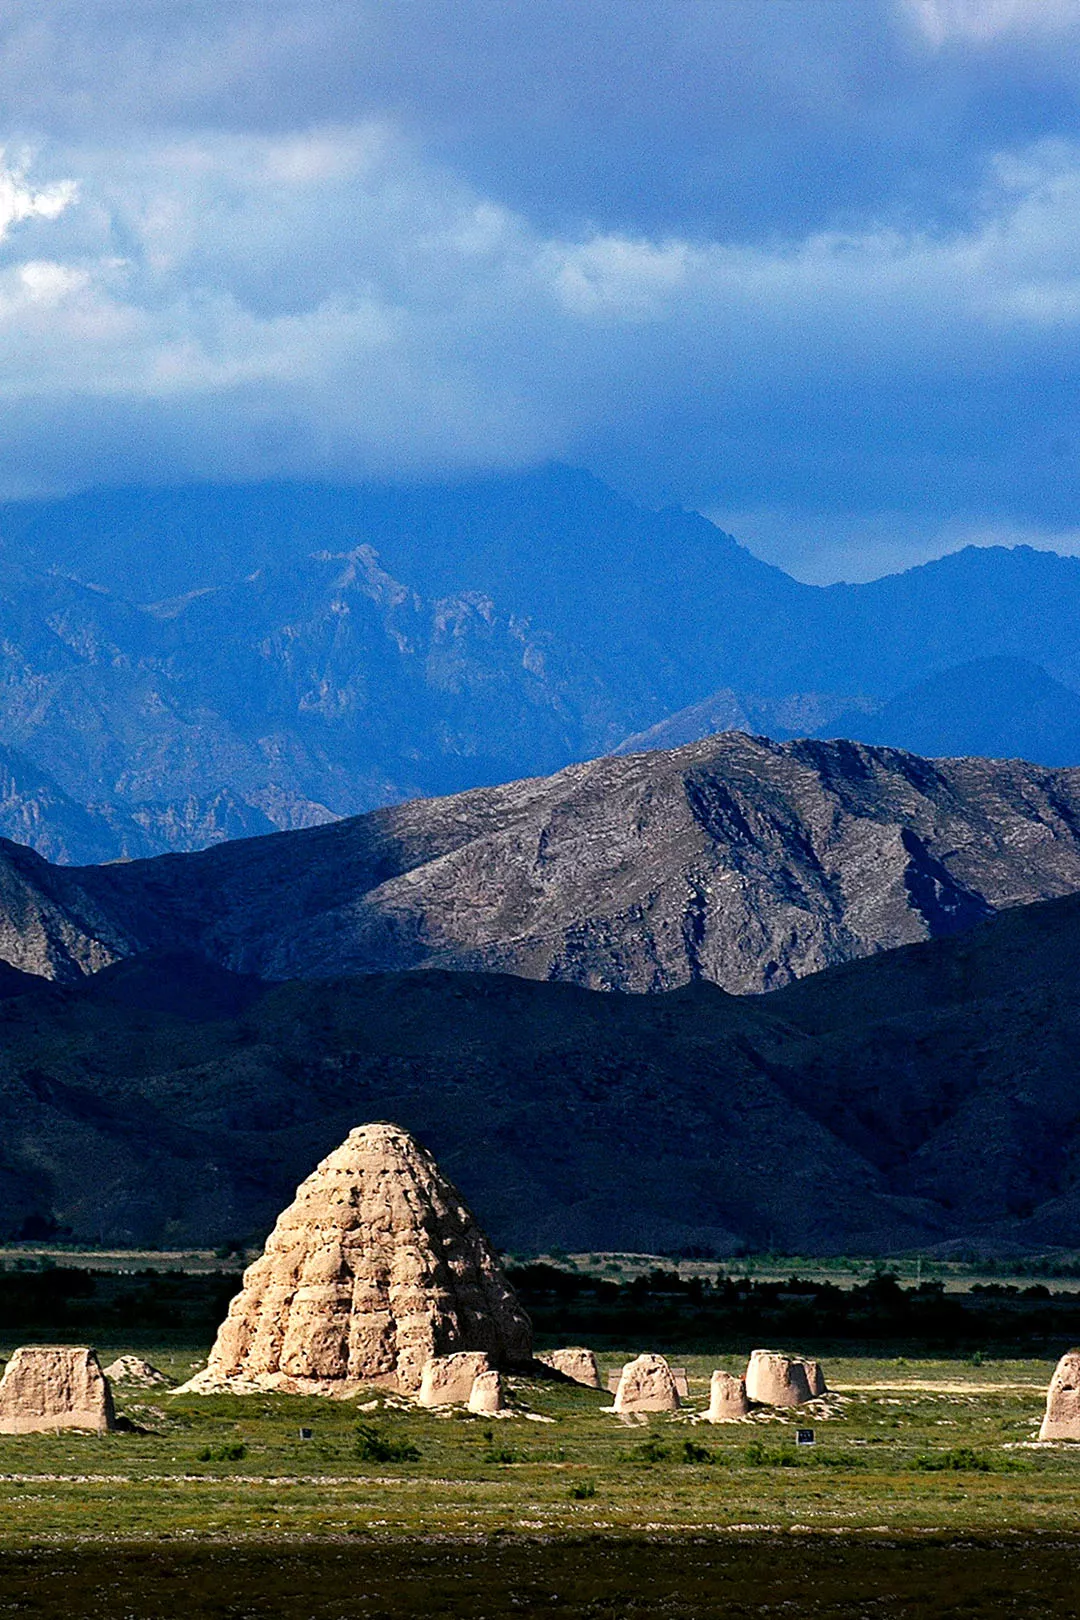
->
xmin=1 ymin=1538 xmax=1079 ymax=1619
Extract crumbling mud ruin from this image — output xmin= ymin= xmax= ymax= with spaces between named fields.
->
xmin=180 ymin=1122 xmax=532 ymax=1398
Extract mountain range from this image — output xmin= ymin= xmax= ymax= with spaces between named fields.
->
xmin=2 ymin=469 xmax=1080 ymax=860
xmin=2 ymin=733 xmax=1080 ymax=994
xmin=0 ymin=729 xmax=1079 ymax=1251
xmin=4 ymin=885 xmax=1080 ymax=1254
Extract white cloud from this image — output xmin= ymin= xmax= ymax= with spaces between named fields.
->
xmin=905 ymin=0 xmax=1080 ymax=46
xmin=0 ymin=131 xmax=576 ymax=485
xmin=551 ymin=236 xmax=692 ymax=320
xmin=1 ymin=0 xmax=1080 ymax=572
xmin=0 ymin=150 xmax=75 ymax=241
xmin=16 ymin=259 xmax=86 ymax=301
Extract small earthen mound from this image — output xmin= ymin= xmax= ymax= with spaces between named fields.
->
xmin=0 ymin=1346 xmax=115 ymax=1434
xmin=538 ymin=1347 xmax=601 ymax=1388
xmin=1039 ymin=1349 xmax=1080 ymax=1440
xmin=745 ymin=1349 xmax=824 ymax=1407
xmin=613 ymin=1353 xmax=680 ymax=1414
xmin=418 ymin=1351 xmax=492 ymax=1407
xmin=707 ymin=1369 xmax=749 ymax=1421
xmin=103 ymin=1356 xmax=169 ymax=1387
xmin=467 ymin=1369 xmax=504 ymax=1414
xmin=184 ymin=1122 xmax=531 ymax=1396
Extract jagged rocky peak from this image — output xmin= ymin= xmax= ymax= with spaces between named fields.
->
xmin=184 ymin=1122 xmax=532 ymax=1396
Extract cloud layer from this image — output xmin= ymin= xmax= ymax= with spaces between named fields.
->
xmin=2 ymin=2 xmax=1080 ymax=575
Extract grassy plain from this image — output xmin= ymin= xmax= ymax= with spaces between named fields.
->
xmin=4 ymin=1268 xmax=1080 ymax=1614
xmin=4 ymin=1350 xmax=1080 ymax=1615
xmin=0 ymin=1348 xmax=1076 ymax=1543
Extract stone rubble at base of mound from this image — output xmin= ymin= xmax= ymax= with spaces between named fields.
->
xmin=744 ymin=1350 xmax=827 ymax=1407
xmin=0 ymin=1346 xmax=115 ymax=1435
xmin=1039 ymin=1349 xmax=1080 ymax=1440
xmin=102 ymin=1356 xmax=170 ymax=1387
xmin=177 ymin=1368 xmax=367 ymax=1399
xmin=613 ymin=1353 xmax=680 ymax=1414
xmin=417 ymin=1352 xmax=492 ymax=1407
xmin=707 ymin=1369 xmax=750 ymax=1421
xmin=467 ymin=1369 xmax=505 ymax=1414
xmin=538 ymin=1347 xmax=602 ymax=1388
xmin=180 ymin=1122 xmax=532 ymax=1398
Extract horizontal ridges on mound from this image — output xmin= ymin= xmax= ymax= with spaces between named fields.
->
xmin=204 ymin=1123 xmax=531 ymax=1393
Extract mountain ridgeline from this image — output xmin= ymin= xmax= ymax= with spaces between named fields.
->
xmin=2 ymin=476 xmax=1080 ymax=1256
xmin=2 ymin=733 xmax=1080 ymax=993
xmin=1 ymin=470 xmax=1080 ymax=859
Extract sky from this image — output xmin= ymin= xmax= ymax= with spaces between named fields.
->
xmin=3 ymin=1 xmax=1080 ymax=579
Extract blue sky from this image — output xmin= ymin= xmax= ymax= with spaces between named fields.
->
xmin=3 ymin=0 xmax=1080 ymax=579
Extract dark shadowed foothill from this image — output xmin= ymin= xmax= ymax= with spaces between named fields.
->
xmin=3 ymin=886 xmax=1080 ymax=1254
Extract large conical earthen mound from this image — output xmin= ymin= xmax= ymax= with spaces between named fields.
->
xmin=190 ymin=1122 xmax=532 ymax=1395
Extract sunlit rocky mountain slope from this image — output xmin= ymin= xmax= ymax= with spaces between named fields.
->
xmin=2 ymin=733 xmax=1080 ymax=993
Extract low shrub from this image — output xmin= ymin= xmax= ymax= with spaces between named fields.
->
xmin=743 ymin=1441 xmax=796 ymax=1467
xmin=482 ymin=1447 xmax=518 ymax=1465
xmin=195 ymin=1442 xmax=246 ymax=1463
xmin=914 ymin=1447 xmax=992 ymax=1473
xmin=354 ymin=1423 xmax=420 ymax=1464
xmin=630 ymin=1437 xmax=671 ymax=1465
xmin=741 ymin=1441 xmax=865 ymax=1469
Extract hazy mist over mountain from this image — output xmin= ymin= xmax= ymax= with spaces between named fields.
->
xmin=0 ymin=4 xmax=1077 ymax=864
xmin=3 ymin=4 xmax=1080 ymax=573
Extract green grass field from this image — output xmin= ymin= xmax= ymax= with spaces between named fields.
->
xmin=3 ymin=1344 xmax=1080 ymax=1615
xmin=1 ymin=1348 xmax=1076 ymax=1543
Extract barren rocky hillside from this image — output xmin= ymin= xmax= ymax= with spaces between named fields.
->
xmin=5 ymin=733 xmax=1080 ymax=992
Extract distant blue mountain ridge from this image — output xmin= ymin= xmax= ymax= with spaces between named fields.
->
xmin=0 ymin=465 xmax=1077 ymax=861
xmin=822 ymin=657 xmax=1080 ymax=767
xmin=618 ymin=658 xmax=1080 ymax=768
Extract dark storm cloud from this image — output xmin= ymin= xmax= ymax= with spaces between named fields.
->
xmin=1 ymin=1 xmax=1080 ymax=575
